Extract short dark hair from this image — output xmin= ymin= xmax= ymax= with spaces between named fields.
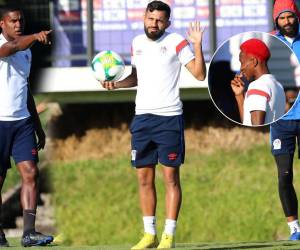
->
xmin=146 ymin=1 xmax=171 ymax=19
xmin=0 ymin=5 xmax=23 ymax=20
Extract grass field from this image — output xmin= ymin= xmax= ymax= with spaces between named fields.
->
xmin=46 ymin=138 xmax=300 ymax=247
xmin=8 ymin=98 xmax=300 ymax=249
xmin=5 ymin=238 xmax=300 ymax=249
xmin=22 ymin=106 xmax=299 ymax=249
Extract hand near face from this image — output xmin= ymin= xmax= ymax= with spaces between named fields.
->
xmin=187 ymin=21 xmax=204 ymax=44
xmin=231 ymin=74 xmax=245 ymax=96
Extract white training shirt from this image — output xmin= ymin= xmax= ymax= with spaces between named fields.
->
xmin=131 ymin=32 xmax=195 ymax=116
xmin=0 ymin=33 xmax=31 ymax=121
xmin=243 ymin=74 xmax=286 ymax=126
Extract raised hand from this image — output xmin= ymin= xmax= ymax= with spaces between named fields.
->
xmin=187 ymin=21 xmax=204 ymax=44
xmin=231 ymin=74 xmax=245 ymax=96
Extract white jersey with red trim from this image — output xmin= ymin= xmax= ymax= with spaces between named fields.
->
xmin=243 ymin=74 xmax=285 ymax=125
xmin=131 ymin=32 xmax=194 ymax=116
xmin=0 ymin=34 xmax=31 ymax=121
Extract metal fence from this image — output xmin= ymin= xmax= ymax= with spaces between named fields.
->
xmin=0 ymin=0 xmax=276 ymax=67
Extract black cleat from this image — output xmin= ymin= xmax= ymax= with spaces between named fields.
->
xmin=21 ymin=232 xmax=53 ymax=247
xmin=0 ymin=233 xmax=9 ymax=247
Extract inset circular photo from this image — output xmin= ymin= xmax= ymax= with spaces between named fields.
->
xmin=208 ymin=31 xmax=298 ymax=126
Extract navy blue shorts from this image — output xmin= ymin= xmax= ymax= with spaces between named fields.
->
xmin=270 ymin=119 xmax=300 ymax=158
xmin=0 ymin=117 xmax=38 ymax=175
xmin=130 ymin=114 xmax=185 ymax=168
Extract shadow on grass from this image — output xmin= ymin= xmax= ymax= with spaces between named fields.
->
xmin=177 ymin=241 xmax=300 ymax=249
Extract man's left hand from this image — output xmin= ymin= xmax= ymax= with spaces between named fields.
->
xmin=187 ymin=21 xmax=204 ymax=44
xmin=36 ymin=128 xmax=46 ymax=150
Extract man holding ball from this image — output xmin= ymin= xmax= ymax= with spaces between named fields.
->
xmin=102 ymin=1 xmax=206 ymax=249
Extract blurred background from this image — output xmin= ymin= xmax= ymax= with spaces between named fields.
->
xmin=1 ymin=0 xmax=300 ymax=247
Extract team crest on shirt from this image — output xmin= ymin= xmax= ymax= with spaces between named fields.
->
xmin=131 ymin=150 xmax=137 ymax=161
xmin=273 ymin=139 xmax=281 ymax=150
xmin=135 ymin=49 xmax=142 ymax=55
xmin=160 ymin=46 xmax=167 ymax=54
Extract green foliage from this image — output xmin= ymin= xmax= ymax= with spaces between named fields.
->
xmin=49 ymin=144 xmax=300 ymax=246
xmin=2 ymin=162 xmax=20 ymax=193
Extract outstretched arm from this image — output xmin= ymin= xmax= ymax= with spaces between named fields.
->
xmin=101 ymin=66 xmax=138 ymax=90
xmin=0 ymin=30 xmax=51 ymax=58
xmin=185 ymin=21 xmax=206 ymax=81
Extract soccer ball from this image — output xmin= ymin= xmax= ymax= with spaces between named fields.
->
xmin=91 ymin=50 xmax=125 ymax=82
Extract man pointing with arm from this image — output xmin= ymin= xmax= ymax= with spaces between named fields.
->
xmin=0 ymin=5 xmax=53 ymax=247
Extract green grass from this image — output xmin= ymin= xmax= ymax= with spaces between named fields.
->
xmin=2 ymin=164 xmax=20 ymax=193
xmin=48 ymin=143 xmax=300 ymax=246
xmin=5 ymin=238 xmax=300 ymax=249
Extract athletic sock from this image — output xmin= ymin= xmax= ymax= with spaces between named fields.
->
xmin=143 ymin=216 xmax=156 ymax=235
xmin=288 ymin=220 xmax=300 ymax=234
xmin=164 ymin=219 xmax=177 ymax=235
xmin=23 ymin=209 xmax=36 ymax=235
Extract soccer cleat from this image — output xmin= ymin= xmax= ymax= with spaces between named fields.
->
xmin=131 ymin=232 xmax=159 ymax=249
xmin=0 ymin=233 xmax=9 ymax=247
xmin=53 ymin=233 xmax=65 ymax=244
xmin=157 ymin=233 xmax=175 ymax=249
xmin=21 ymin=231 xmax=54 ymax=247
xmin=289 ymin=232 xmax=300 ymax=240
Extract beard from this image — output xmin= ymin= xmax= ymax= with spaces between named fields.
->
xmin=278 ymin=19 xmax=299 ymax=37
xmin=144 ymin=26 xmax=165 ymax=40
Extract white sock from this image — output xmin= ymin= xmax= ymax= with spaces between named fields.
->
xmin=288 ymin=220 xmax=300 ymax=234
xmin=164 ymin=219 xmax=177 ymax=235
xmin=143 ymin=216 xmax=156 ymax=235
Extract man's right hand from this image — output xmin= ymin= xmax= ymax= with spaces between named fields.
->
xmin=101 ymin=80 xmax=118 ymax=90
xmin=231 ymin=74 xmax=245 ymax=96
xmin=34 ymin=30 xmax=52 ymax=45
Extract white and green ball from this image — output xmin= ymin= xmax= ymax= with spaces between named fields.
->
xmin=91 ymin=50 xmax=125 ymax=81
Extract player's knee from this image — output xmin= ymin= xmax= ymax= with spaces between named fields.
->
xmin=164 ymin=175 xmax=180 ymax=189
xmin=278 ymin=165 xmax=293 ymax=190
xmin=278 ymin=171 xmax=293 ymax=189
xmin=276 ymin=154 xmax=294 ymax=188
xmin=138 ymin=178 xmax=154 ymax=189
xmin=137 ymin=173 xmax=154 ymax=188
xmin=166 ymin=180 xmax=180 ymax=189
xmin=163 ymin=171 xmax=180 ymax=187
xmin=21 ymin=164 xmax=39 ymax=184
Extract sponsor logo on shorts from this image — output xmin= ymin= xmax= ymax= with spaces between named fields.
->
xmin=131 ymin=150 xmax=137 ymax=161
xmin=168 ymin=153 xmax=178 ymax=161
xmin=273 ymin=139 xmax=281 ymax=150
xmin=31 ymin=149 xmax=37 ymax=155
